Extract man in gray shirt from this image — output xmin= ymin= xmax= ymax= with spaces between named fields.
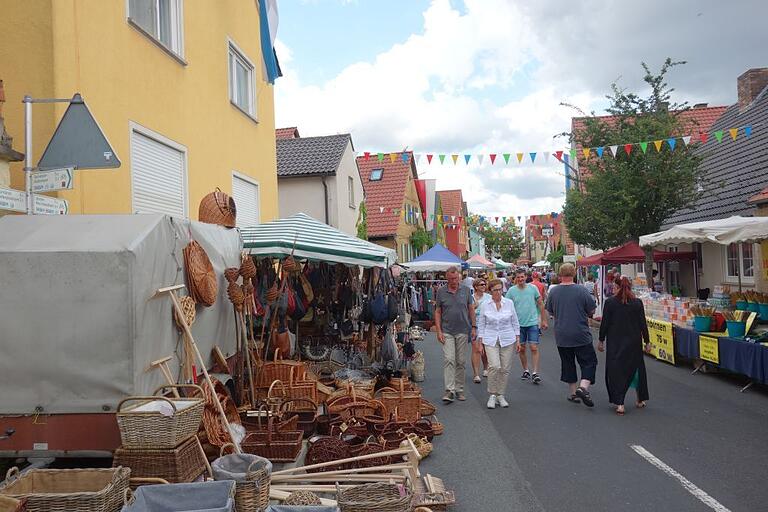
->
xmin=545 ymin=263 xmax=598 ymax=407
xmin=435 ymin=266 xmax=476 ymax=403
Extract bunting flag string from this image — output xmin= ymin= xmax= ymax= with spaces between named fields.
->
xmin=358 ymin=124 xmax=754 ymax=168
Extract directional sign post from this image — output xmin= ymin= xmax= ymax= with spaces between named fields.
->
xmin=32 ymin=194 xmax=68 ymax=215
xmin=30 ymin=167 xmax=74 ymax=193
xmin=0 ymin=187 xmax=27 ymax=213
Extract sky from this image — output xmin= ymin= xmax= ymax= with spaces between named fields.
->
xmin=273 ymin=0 xmax=767 ymax=223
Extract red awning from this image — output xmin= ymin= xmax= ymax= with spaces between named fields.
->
xmin=577 ymin=241 xmax=696 ymax=266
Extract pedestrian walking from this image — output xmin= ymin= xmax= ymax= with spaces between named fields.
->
xmin=471 ymin=278 xmax=491 ymax=383
xmin=477 ymin=278 xmax=520 ymax=408
xmin=598 ymin=276 xmax=651 ymax=415
xmin=583 ymin=272 xmax=597 ymax=298
xmin=435 ymin=266 xmax=476 ymax=403
xmin=505 ymin=268 xmax=548 ymax=384
xmin=545 ymin=263 xmax=598 ymax=407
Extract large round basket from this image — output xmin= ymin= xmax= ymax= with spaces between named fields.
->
xmin=199 ymin=188 xmax=237 ymax=228
xmin=183 ymin=240 xmax=217 ymax=307
xmin=337 ymin=482 xmax=412 ymax=512
xmin=213 ymin=444 xmax=271 ymax=512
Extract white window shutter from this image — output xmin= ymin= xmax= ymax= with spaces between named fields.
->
xmin=131 ymin=131 xmax=186 ymax=217
xmin=232 ymin=174 xmax=259 ymax=227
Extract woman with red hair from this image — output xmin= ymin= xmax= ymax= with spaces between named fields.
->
xmin=598 ymin=276 xmax=651 ymax=415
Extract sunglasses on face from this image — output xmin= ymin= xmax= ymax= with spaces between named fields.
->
xmin=491 ymin=287 xmax=503 ymax=292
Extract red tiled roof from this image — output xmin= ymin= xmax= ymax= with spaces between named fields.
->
xmin=436 ymin=190 xmax=463 ymax=217
xmin=571 ymin=106 xmax=728 ymax=150
xmin=357 ymin=152 xmax=417 ymax=237
xmin=748 ymin=186 xmax=768 ymax=205
xmin=276 ymin=127 xmax=300 ymax=139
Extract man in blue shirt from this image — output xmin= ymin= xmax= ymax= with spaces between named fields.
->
xmin=505 ymin=268 xmax=548 ymax=383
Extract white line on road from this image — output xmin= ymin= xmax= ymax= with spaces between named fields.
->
xmin=630 ymin=445 xmax=731 ymax=512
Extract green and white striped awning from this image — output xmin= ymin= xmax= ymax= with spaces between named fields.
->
xmin=241 ymin=213 xmax=396 ymax=268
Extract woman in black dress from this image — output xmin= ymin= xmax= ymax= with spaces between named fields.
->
xmin=598 ymin=276 xmax=651 ymax=415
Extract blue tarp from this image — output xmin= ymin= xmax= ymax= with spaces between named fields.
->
xmin=404 ymin=243 xmax=468 ymax=271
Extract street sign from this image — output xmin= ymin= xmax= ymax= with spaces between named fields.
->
xmin=0 ymin=187 xmax=27 ymax=213
xmin=37 ymin=93 xmax=121 ymax=170
xmin=32 ymin=194 xmax=68 ymax=215
xmin=542 ymin=227 xmax=554 ymax=236
xmin=31 ymin=167 xmax=74 ymax=193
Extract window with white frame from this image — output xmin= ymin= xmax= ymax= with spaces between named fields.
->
xmin=130 ymin=127 xmax=187 ymax=217
xmin=228 ymin=41 xmax=256 ymax=117
xmin=128 ymin=0 xmax=184 ymax=58
xmin=232 ymin=173 xmax=260 ymax=228
xmin=725 ymin=243 xmax=755 ymax=281
xmin=348 ymin=176 xmax=355 ymax=208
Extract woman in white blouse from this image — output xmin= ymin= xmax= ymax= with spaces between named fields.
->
xmin=477 ymin=278 xmax=521 ymax=409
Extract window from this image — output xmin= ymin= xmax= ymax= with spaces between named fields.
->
xmin=348 ymin=176 xmax=355 ymax=208
xmin=128 ymin=0 xmax=184 ymax=58
xmin=232 ymin=173 xmax=260 ymax=227
xmin=369 ymin=169 xmax=383 ymax=181
xmin=228 ymin=41 xmax=256 ymax=117
xmin=725 ymin=243 xmax=756 ymax=281
xmin=130 ymin=125 xmax=187 ymax=217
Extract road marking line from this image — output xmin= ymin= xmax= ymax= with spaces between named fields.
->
xmin=630 ymin=445 xmax=731 ymax=512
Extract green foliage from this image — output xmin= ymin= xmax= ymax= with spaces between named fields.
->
xmin=356 ymin=201 xmax=367 ymax=240
xmin=467 ymin=214 xmax=524 ymax=262
xmin=563 ymin=59 xmax=705 ymax=253
xmin=546 ymin=241 xmax=565 ymax=265
xmin=409 ymin=227 xmax=432 ymax=255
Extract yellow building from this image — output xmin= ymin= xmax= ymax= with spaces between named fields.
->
xmin=0 ymin=0 xmax=278 ymax=223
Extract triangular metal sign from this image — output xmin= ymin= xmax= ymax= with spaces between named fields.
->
xmin=38 ymin=93 xmax=120 ymax=170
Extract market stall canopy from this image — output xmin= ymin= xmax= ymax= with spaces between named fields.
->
xmin=466 ymin=253 xmax=494 ymax=269
xmin=0 ymin=214 xmax=241 ymax=414
xmin=492 ymin=257 xmax=512 ymax=269
xmin=241 ymin=213 xmax=396 ymax=268
xmin=402 ymin=243 xmax=468 ymax=271
xmin=532 ymin=260 xmax=549 ymax=268
xmin=639 ymin=216 xmax=768 ymax=246
xmin=577 ymin=240 xmax=696 ymax=266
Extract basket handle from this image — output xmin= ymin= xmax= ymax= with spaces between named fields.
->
xmin=117 ymin=396 xmax=177 ymax=414
xmin=267 ymin=379 xmax=286 ymax=399
xmin=280 ymin=397 xmax=317 ymax=413
xmin=219 ymin=442 xmax=236 ymax=458
xmin=123 ymin=488 xmax=134 ymax=507
xmin=5 ymin=466 xmax=19 ymax=482
xmin=152 ymin=383 xmax=205 ymax=397
xmin=274 ymin=348 xmax=281 ymax=363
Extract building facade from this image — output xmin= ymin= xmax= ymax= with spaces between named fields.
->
xmin=436 ymin=189 xmax=469 ymax=259
xmin=276 ymin=128 xmax=364 ymax=236
xmin=0 ymin=1 xmax=278 ymax=221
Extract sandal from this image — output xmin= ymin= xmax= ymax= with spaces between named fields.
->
xmin=575 ymin=387 xmax=594 ymax=408
xmin=615 ymin=406 xmax=625 ymax=416
xmin=567 ymin=394 xmax=581 ymax=403
xmin=635 ymin=401 xmax=647 ymax=409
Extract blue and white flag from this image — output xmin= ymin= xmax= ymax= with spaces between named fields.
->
xmin=259 ymin=0 xmax=282 ymax=84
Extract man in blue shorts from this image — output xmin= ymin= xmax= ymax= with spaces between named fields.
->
xmin=506 ymin=268 xmax=548 ymax=383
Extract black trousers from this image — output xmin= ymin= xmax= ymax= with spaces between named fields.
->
xmin=557 ymin=344 xmax=597 ymax=384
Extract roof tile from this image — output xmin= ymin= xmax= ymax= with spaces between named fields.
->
xmin=357 ymin=152 xmax=416 ymax=237
xmin=277 ymin=134 xmax=351 ymax=177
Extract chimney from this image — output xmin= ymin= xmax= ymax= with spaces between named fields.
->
xmin=693 ymin=103 xmax=708 ymax=109
xmin=737 ymin=68 xmax=768 ymax=111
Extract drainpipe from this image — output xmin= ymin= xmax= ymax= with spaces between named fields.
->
xmin=321 ymin=176 xmax=330 ymax=224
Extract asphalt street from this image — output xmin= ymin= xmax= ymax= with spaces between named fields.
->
xmin=416 ymin=329 xmax=768 ymax=512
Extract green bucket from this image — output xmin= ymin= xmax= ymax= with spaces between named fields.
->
xmin=693 ymin=316 xmax=712 ymax=332
xmin=726 ymin=320 xmax=746 ymax=338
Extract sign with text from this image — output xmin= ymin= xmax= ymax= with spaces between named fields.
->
xmin=31 ymin=167 xmax=74 ymax=193
xmin=0 ymin=187 xmax=27 ymax=213
xmin=699 ymin=335 xmax=720 ymax=364
xmin=32 ymin=194 xmax=68 ymax=215
xmin=646 ymin=317 xmax=675 ymax=365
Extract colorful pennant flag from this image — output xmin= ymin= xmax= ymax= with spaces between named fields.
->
xmin=667 ymin=138 xmax=676 ymax=151
xmin=529 ymin=152 xmax=537 ymax=163
xmin=640 ymin=142 xmax=649 ymax=154
xmin=624 ymin=144 xmax=632 ymax=156
xmin=379 ymin=206 xmax=384 ymax=213
xmin=364 ymin=151 xmax=370 ymax=161
xmin=464 ymin=154 xmax=471 ymax=165
xmin=402 ymin=152 xmax=409 ymax=163
xmin=389 ymin=153 xmax=397 ymax=163
xmin=745 ymin=125 xmax=752 ymax=137
xmin=582 ymin=147 xmax=590 ymax=159
xmin=451 ymin=154 xmax=459 ymax=165
xmin=682 ymin=136 xmax=692 ymax=146
xmin=477 ymin=154 xmax=484 ymax=165
xmin=427 ymin=154 xmax=433 ymax=164
xmin=516 ymin=153 xmax=524 ymax=164
xmin=377 ymin=152 xmax=384 ymax=162
xmin=503 ymin=153 xmax=511 ymax=165
xmin=490 ymin=154 xmax=497 ymax=165
xmin=543 ymin=152 xmax=550 ymax=163
xmin=595 ymin=147 xmax=604 ymax=158
xmin=570 ymin=149 xmax=577 ymax=160
xmin=439 ymin=154 xmax=446 ymax=164
xmin=653 ymin=140 xmax=663 ymax=152
xmin=416 ymin=153 xmax=422 ymax=164
xmin=555 ymin=150 xmax=563 ymax=161
xmin=609 ymin=145 xmax=618 ymax=157
xmin=700 ymin=132 xmax=708 ymax=144
xmin=729 ymin=128 xmax=738 ymax=141
xmin=714 ymin=130 xmax=724 ymax=143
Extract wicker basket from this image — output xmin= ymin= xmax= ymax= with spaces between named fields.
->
xmin=305 ymin=436 xmax=351 ymax=472
xmin=173 ymin=296 xmax=196 ymax=330
xmin=199 ymin=188 xmax=237 ymax=228
xmin=214 ymin=444 xmax=271 ymax=512
xmin=336 ymin=482 xmax=412 ymax=512
xmin=241 ymin=418 xmax=303 ymax=462
xmin=0 ymin=467 xmax=130 ymax=512
xmin=418 ymin=399 xmax=436 ymax=417
xmin=241 ymin=403 xmax=299 ymax=434
xmin=406 ymin=433 xmax=432 ymax=459
xmin=117 ymin=385 xmax=205 ymax=450
xmin=378 ymin=382 xmax=422 ymax=423
xmin=286 ymin=366 xmax=319 ymax=404
xmin=113 ymin=435 xmax=207 ymax=484
xmin=239 ymin=255 xmax=257 ymax=279
xmin=279 ymin=398 xmax=317 ymax=438
xmin=0 ymin=496 xmax=26 ymax=512
xmin=183 ymin=240 xmax=218 ymax=307
xmin=254 ymin=352 xmax=306 ymax=388
xmin=430 ymin=416 xmax=443 ymax=436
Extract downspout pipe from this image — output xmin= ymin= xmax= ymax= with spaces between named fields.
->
xmin=321 ymin=176 xmax=330 ymax=225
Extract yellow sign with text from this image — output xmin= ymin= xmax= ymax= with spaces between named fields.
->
xmin=699 ymin=335 xmax=720 ymax=364
xmin=646 ymin=317 xmax=675 ymax=365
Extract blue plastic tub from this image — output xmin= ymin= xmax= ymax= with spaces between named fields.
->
xmin=735 ymin=300 xmax=749 ymax=311
xmin=693 ymin=316 xmax=712 ymax=332
xmin=760 ymin=303 xmax=768 ymax=320
xmin=726 ymin=320 xmax=746 ymax=338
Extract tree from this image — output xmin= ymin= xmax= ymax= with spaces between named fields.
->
xmin=355 ymin=201 xmax=367 ymax=240
xmin=562 ymin=59 xmax=705 ymax=285
xmin=467 ymin=214 xmax=524 ymax=263
xmin=546 ymin=241 xmax=565 ymax=266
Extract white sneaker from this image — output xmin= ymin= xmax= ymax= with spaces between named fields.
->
xmin=497 ymin=395 xmax=509 ymax=408
xmin=486 ymin=395 xmax=497 ymax=409
xmin=482 ymin=370 xmax=488 ymax=377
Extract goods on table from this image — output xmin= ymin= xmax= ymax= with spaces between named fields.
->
xmin=183 ymin=240 xmax=218 ymax=306
xmin=723 ymin=310 xmax=750 ymax=322
xmin=199 ymin=188 xmax=237 ymax=229
xmin=283 ymin=490 xmax=322 ymax=506
xmin=0 ymin=467 xmax=130 ymax=512
xmin=112 ymin=435 xmax=207 ymax=485
xmin=336 ymin=482 xmax=412 ymax=512
xmin=212 ymin=445 xmax=271 ymax=512
xmin=122 ymin=480 xmax=235 ymax=512
xmin=0 ymin=495 xmax=25 ymax=512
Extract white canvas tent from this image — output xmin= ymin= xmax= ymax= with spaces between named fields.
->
xmin=640 ymin=216 xmax=768 ymax=246
xmin=532 ymin=260 xmax=549 ymax=268
xmin=0 ymin=214 xmax=241 ymax=414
